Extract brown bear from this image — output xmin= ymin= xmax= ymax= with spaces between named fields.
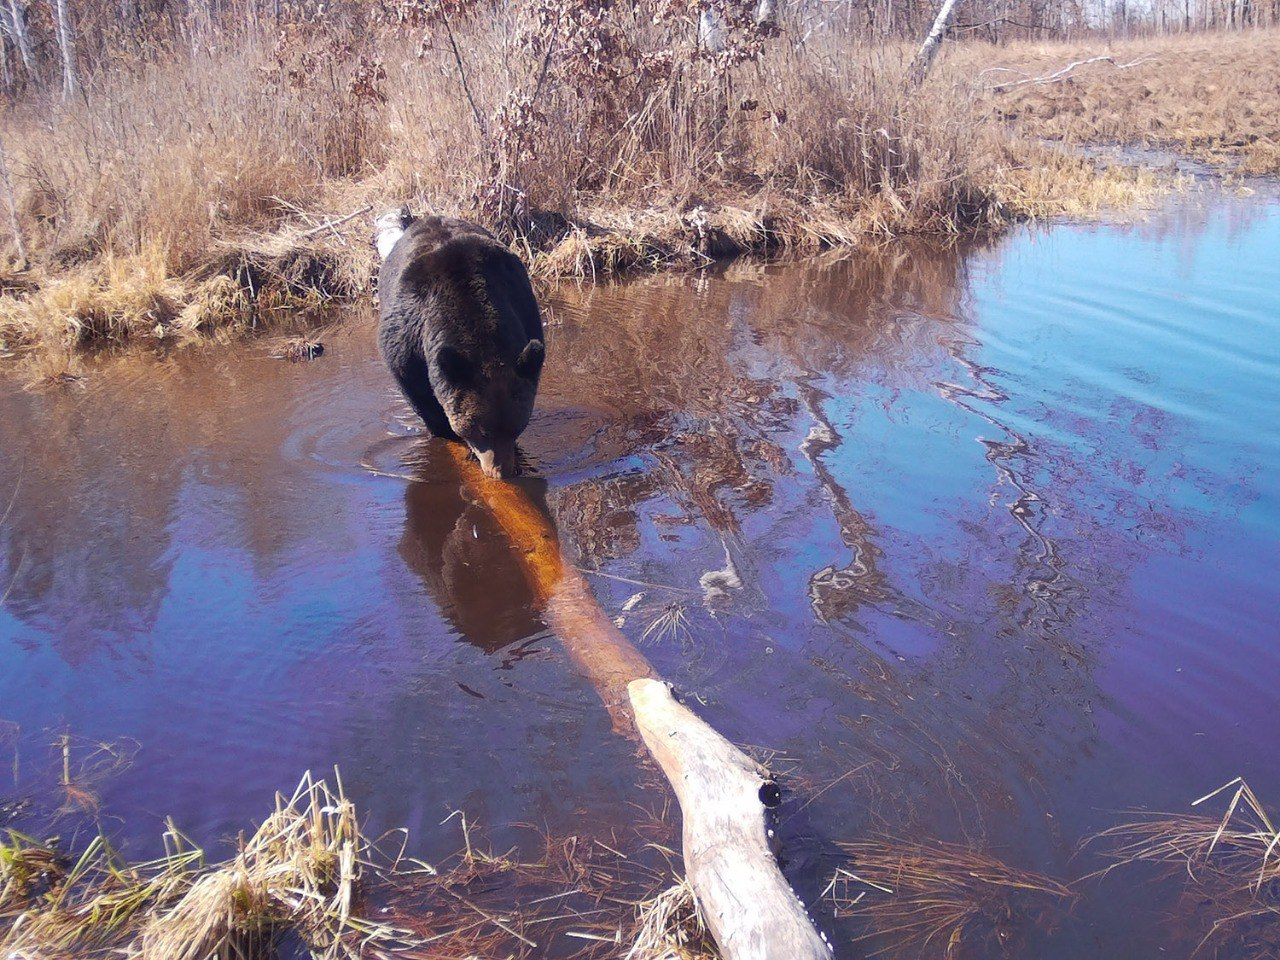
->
xmin=375 ymin=209 xmax=545 ymax=479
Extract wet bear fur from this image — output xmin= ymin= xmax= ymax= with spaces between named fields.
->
xmin=377 ymin=215 xmax=545 ymax=478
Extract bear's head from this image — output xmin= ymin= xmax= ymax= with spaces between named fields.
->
xmin=434 ymin=338 xmax=545 ymax=479
xmin=374 ymin=206 xmax=415 ymax=260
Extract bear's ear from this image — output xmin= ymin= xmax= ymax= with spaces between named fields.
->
xmin=436 ymin=345 xmax=474 ymax=386
xmin=516 ymin=339 xmax=545 ymax=379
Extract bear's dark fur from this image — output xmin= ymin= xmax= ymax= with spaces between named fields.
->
xmin=377 ymin=214 xmax=545 ymax=479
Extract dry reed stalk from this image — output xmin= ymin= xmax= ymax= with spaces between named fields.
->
xmin=826 ymin=837 xmax=1076 ymax=958
xmin=1085 ymin=778 xmax=1280 ymax=959
xmin=623 ymin=879 xmax=718 ymax=960
xmin=0 ymin=771 xmax=420 ymax=960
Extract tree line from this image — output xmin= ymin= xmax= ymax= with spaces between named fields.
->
xmin=3 ymin=0 xmax=1278 ymax=97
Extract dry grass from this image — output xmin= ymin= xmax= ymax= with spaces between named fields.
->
xmin=624 ymin=879 xmax=717 ymax=960
xmin=954 ymin=29 xmax=1280 ymax=174
xmin=0 ymin=728 xmax=710 ymax=960
xmin=826 ymin=837 xmax=1076 ymax=958
xmin=1086 ymin=778 xmax=1280 ymax=959
xmin=0 ymin=6 xmax=1177 ymax=361
xmin=379 ymin=809 xmax=715 ymax=960
xmin=0 ymin=770 xmax=420 ymax=960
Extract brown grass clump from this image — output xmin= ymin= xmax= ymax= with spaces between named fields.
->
xmin=826 ymin=837 xmax=1077 ymax=958
xmin=957 ymin=29 xmax=1280 ymax=174
xmin=624 ymin=879 xmax=718 ymax=960
xmin=1 ymin=831 xmax=65 ymax=913
xmin=3 ymin=8 xmax=1239 ymax=362
xmin=0 ymin=771 xmax=419 ymax=960
xmin=1086 ymin=778 xmax=1280 ymax=959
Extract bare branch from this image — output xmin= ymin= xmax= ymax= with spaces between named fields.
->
xmin=991 ymin=55 xmax=1158 ymax=91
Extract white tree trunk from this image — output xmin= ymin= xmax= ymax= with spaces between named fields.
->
xmin=910 ymin=0 xmax=961 ymax=83
xmin=0 ymin=133 xmax=27 ymax=267
xmin=54 ymin=0 xmax=78 ymax=98
xmin=2 ymin=0 xmax=36 ymax=77
xmin=699 ymin=7 xmax=726 ymax=52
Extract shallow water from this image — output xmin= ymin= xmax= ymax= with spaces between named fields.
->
xmin=2 ymin=190 xmax=1279 ymax=957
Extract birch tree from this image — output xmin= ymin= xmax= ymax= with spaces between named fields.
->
xmin=0 ymin=134 xmax=26 ymax=267
xmin=54 ymin=0 xmax=79 ymax=98
xmin=909 ymin=0 xmax=960 ymax=83
xmin=0 ymin=0 xmax=37 ymax=79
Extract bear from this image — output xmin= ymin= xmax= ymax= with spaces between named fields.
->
xmin=375 ymin=209 xmax=545 ymax=479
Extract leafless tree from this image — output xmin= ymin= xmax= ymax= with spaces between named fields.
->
xmin=54 ymin=0 xmax=80 ymax=98
xmin=910 ymin=0 xmax=961 ymax=82
xmin=0 ymin=133 xmax=26 ymax=266
xmin=0 ymin=0 xmax=37 ymax=80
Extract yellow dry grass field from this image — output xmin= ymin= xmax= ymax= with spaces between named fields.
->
xmin=1 ymin=16 xmax=1272 ymax=362
xmin=956 ymin=29 xmax=1280 ymax=174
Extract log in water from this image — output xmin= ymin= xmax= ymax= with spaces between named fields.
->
xmin=440 ymin=443 xmax=830 ymax=959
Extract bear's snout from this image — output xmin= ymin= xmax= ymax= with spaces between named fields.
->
xmin=474 ymin=443 xmax=519 ymax=480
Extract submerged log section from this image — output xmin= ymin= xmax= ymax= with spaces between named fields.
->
xmin=441 ymin=446 xmax=830 ymax=960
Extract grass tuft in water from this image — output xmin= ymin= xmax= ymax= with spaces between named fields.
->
xmin=624 ymin=878 xmax=717 ymax=960
xmin=826 ymin=837 xmax=1076 ymax=958
xmin=0 ymin=769 xmax=419 ymax=960
xmin=1086 ymin=777 xmax=1280 ymax=959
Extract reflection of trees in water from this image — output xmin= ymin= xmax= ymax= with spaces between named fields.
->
xmin=934 ymin=330 xmax=1088 ymax=663
xmin=544 ymin=236 xmax=1210 ymax=859
xmin=797 ymin=380 xmax=893 ymax=622
xmin=0 ymin=341 xmax=368 ymax=665
xmin=0 ymin=361 xmax=185 ymax=665
xmin=546 ymin=273 xmax=801 ymax=604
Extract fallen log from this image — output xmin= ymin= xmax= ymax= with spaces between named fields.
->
xmin=989 ymin=55 xmax=1158 ymax=90
xmin=630 ymin=678 xmax=831 ymax=959
xmin=439 ymin=445 xmax=830 ymax=959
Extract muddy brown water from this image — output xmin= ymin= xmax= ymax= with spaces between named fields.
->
xmin=2 ymin=191 xmax=1279 ymax=958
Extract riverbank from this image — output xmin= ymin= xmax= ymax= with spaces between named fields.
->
xmin=3 ymin=17 xmax=1270 ymax=364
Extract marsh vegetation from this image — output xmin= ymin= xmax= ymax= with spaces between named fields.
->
xmin=1 ymin=0 xmax=1251 ymax=359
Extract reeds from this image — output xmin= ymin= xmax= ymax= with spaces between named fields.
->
xmin=955 ymin=28 xmax=1280 ymax=175
xmin=0 ymin=770 xmax=419 ymax=960
xmin=624 ymin=879 xmax=717 ymax=960
xmin=1086 ymin=777 xmax=1280 ymax=958
xmin=0 ymin=6 xmax=1177 ymax=360
xmin=826 ymin=837 xmax=1076 ymax=958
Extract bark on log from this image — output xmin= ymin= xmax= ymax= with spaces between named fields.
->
xmin=630 ymin=678 xmax=831 ymax=960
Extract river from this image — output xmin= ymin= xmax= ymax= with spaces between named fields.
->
xmin=2 ymin=188 xmax=1278 ymax=958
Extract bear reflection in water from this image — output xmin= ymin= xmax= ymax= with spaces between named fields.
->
xmin=397 ymin=454 xmax=552 ymax=654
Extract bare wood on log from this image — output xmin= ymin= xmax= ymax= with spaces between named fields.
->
xmin=438 ymin=448 xmax=831 ymax=957
xmin=629 ymin=678 xmax=831 ymax=960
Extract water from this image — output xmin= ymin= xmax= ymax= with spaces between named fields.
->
xmin=2 ymin=190 xmax=1278 ymax=957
